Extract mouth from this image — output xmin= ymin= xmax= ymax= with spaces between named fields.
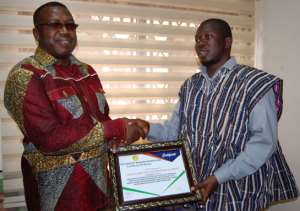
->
xmin=197 ymin=49 xmax=209 ymax=58
xmin=56 ymin=39 xmax=73 ymax=48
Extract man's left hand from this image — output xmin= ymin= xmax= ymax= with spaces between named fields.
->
xmin=191 ymin=175 xmax=219 ymax=202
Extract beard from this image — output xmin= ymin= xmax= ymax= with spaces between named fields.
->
xmin=200 ymin=58 xmax=218 ymax=67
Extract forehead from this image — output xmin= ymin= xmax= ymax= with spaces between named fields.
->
xmin=196 ymin=22 xmax=221 ymax=36
xmin=36 ymin=6 xmax=73 ymax=23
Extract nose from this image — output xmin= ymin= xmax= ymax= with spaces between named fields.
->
xmin=195 ymin=39 xmax=205 ymax=49
xmin=59 ymin=25 xmax=69 ymax=33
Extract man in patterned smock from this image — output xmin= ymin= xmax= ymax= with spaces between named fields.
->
xmin=134 ymin=19 xmax=298 ymax=210
xmin=4 ymin=2 xmax=145 ymax=211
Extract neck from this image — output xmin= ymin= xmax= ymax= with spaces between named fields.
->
xmin=206 ymin=56 xmax=230 ymax=78
xmin=207 ymin=64 xmax=220 ymax=78
xmin=57 ymin=58 xmax=71 ymax=66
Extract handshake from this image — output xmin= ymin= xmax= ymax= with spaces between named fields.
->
xmin=123 ymin=118 xmax=150 ymax=145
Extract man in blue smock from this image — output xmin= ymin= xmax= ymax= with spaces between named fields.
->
xmin=134 ymin=18 xmax=298 ymax=210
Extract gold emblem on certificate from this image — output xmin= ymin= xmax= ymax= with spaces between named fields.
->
xmin=108 ymin=140 xmax=202 ymax=211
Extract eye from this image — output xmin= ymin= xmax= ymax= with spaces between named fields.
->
xmin=195 ymin=33 xmax=213 ymax=43
xmin=36 ymin=22 xmax=78 ymax=31
xmin=65 ymin=23 xmax=78 ymax=31
xmin=204 ymin=33 xmax=213 ymax=40
xmin=50 ymin=22 xmax=64 ymax=29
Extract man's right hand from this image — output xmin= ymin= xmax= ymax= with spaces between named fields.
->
xmin=125 ymin=118 xmax=146 ymax=143
xmin=110 ymin=118 xmax=150 ymax=152
xmin=129 ymin=118 xmax=150 ymax=136
xmin=110 ymin=118 xmax=145 ymax=152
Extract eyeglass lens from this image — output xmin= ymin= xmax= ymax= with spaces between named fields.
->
xmin=37 ymin=22 xmax=78 ymax=31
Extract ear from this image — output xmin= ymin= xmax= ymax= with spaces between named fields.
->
xmin=225 ymin=37 xmax=232 ymax=50
xmin=33 ymin=27 xmax=40 ymax=44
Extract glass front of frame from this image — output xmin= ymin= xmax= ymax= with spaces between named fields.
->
xmin=109 ymin=140 xmax=202 ymax=211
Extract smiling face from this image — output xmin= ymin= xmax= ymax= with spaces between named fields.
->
xmin=195 ymin=21 xmax=232 ymax=75
xmin=33 ymin=6 xmax=77 ymax=64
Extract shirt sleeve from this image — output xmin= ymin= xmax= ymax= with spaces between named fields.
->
xmin=22 ymin=74 xmax=102 ymax=153
xmin=21 ymin=72 xmax=125 ymax=154
xmin=148 ymin=102 xmax=180 ymax=142
xmin=214 ymin=89 xmax=278 ymax=184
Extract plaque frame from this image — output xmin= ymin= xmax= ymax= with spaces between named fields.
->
xmin=108 ymin=140 xmax=202 ymax=211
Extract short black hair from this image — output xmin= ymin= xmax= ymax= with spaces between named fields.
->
xmin=201 ymin=18 xmax=232 ymax=38
xmin=33 ymin=1 xmax=69 ymax=26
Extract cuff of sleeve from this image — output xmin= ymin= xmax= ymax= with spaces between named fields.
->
xmin=148 ymin=123 xmax=157 ymax=138
xmin=102 ymin=118 xmax=127 ymax=142
xmin=214 ymin=166 xmax=232 ymax=184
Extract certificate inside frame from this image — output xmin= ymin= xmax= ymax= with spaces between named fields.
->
xmin=108 ymin=140 xmax=202 ymax=211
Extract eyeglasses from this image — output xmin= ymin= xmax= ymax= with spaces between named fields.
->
xmin=36 ymin=22 xmax=79 ymax=31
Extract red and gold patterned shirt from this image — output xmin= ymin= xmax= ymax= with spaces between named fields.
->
xmin=4 ymin=47 xmax=124 ymax=211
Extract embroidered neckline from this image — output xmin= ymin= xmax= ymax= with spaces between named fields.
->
xmin=33 ymin=47 xmax=89 ymax=75
xmin=34 ymin=47 xmax=57 ymax=67
xmin=34 ymin=47 xmax=82 ymax=67
xmin=200 ymin=57 xmax=237 ymax=93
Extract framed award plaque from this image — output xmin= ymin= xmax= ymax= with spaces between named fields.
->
xmin=108 ymin=139 xmax=202 ymax=211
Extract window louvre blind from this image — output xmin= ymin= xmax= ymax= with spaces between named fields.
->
xmin=0 ymin=0 xmax=254 ymax=209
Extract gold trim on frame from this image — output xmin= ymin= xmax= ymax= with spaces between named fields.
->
xmin=108 ymin=139 xmax=202 ymax=211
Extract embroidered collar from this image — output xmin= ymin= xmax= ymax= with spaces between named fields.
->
xmin=201 ymin=57 xmax=237 ymax=80
xmin=34 ymin=47 xmax=56 ymax=67
xmin=199 ymin=57 xmax=237 ymax=93
xmin=34 ymin=47 xmax=82 ymax=67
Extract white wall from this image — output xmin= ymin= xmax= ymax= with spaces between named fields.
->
xmin=255 ymin=0 xmax=300 ymax=210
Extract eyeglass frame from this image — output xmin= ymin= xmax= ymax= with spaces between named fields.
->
xmin=35 ymin=22 xmax=79 ymax=31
